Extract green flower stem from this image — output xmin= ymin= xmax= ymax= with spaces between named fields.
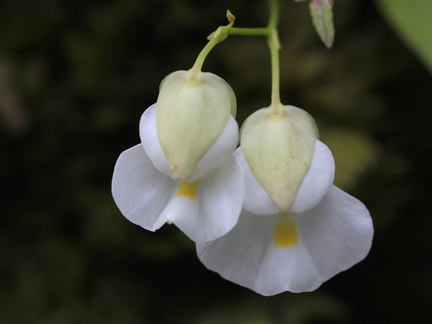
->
xmin=268 ymin=29 xmax=282 ymax=115
xmin=228 ymin=0 xmax=283 ymax=114
xmin=188 ymin=11 xmax=235 ymax=84
xmin=229 ymin=27 xmax=271 ymax=36
xmin=267 ymin=0 xmax=282 ymax=114
xmin=268 ymin=0 xmax=280 ymax=29
xmin=188 ymin=37 xmax=220 ymax=84
xmin=189 ymin=0 xmax=282 ymax=111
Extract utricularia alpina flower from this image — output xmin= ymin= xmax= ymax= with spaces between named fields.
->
xmin=112 ymin=70 xmax=244 ymax=243
xmin=197 ymin=104 xmax=374 ymax=295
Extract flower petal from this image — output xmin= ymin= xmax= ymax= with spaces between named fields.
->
xmin=112 ymin=144 xmax=177 ymax=231
xmin=139 ymin=104 xmax=172 ymax=178
xmin=290 ymin=140 xmax=335 ymax=213
xmin=197 ymin=185 xmax=373 ymax=295
xmin=296 ymin=185 xmax=373 ymax=281
xmin=171 ymin=156 xmax=244 ymax=242
xmin=197 ymin=210 xmax=319 ymax=295
xmin=234 ymin=148 xmax=282 ymax=216
xmin=189 ymin=115 xmax=239 ymax=180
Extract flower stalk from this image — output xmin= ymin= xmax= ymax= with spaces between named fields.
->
xmin=188 ymin=11 xmax=236 ymax=83
xmin=229 ymin=0 xmax=283 ymax=115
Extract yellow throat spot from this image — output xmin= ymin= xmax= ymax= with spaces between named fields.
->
xmin=273 ymin=213 xmax=299 ymax=248
xmin=176 ymin=180 xmax=199 ymax=199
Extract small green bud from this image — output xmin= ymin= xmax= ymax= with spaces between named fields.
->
xmin=156 ymin=70 xmax=236 ymax=180
xmin=241 ymin=105 xmax=317 ymax=211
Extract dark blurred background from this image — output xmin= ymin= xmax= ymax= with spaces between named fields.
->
xmin=1 ymin=0 xmax=431 ymax=323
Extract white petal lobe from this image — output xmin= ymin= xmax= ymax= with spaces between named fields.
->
xmin=297 ymin=185 xmax=373 ymax=280
xmin=189 ymin=116 xmax=239 ymax=180
xmin=234 ymin=148 xmax=282 ymax=216
xmin=174 ymin=156 xmax=244 ymax=242
xmin=112 ymin=144 xmax=177 ymax=231
xmin=197 ymin=185 xmax=373 ymax=295
xmin=197 ymin=211 xmax=320 ymax=295
xmin=290 ymin=140 xmax=335 ymax=213
xmin=139 ymin=104 xmax=172 ymax=177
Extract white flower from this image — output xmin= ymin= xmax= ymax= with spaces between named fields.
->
xmin=112 ymin=105 xmax=244 ymax=243
xmin=112 ymin=70 xmax=244 ymax=243
xmin=196 ymin=106 xmax=374 ymax=295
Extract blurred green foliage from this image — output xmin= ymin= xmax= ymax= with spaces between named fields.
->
xmin=1 ymin=0 xmax=432 ymax=323
xmin=378 ymin=0 xmax=432 ymax=74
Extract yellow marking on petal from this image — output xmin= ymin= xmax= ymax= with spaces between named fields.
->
xmin=176 ymin=180 xmax=199 ymax=200
xmin=273 ymin=213 xmax=298 ymax=248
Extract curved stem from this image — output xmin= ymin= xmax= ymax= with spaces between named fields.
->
xmin=188 ymin=10 xmax=235 ymax=83
xmin=188 ymin=38 xmax=220 ymax=83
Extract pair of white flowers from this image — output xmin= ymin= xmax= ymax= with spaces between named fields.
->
xmin=112 ymin=70 xmax=373 ymax=296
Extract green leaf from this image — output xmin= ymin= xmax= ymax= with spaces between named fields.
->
xmin=309 ymin=0 xmax=335 ymax=49
xmin=377 ymin=0 xmax=432 ymax=74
